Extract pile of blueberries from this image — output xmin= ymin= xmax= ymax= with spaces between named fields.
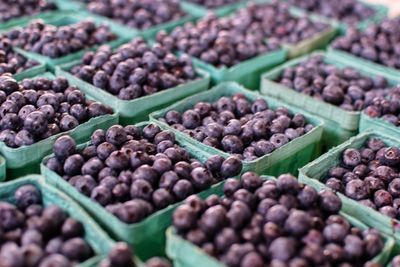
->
xmin=364 ymin=88 xmax=400 ymax=126
xmin=0 ymin=74 xmax=112 ymax=148
xmin=0 ymin=0 xmax=57 ymax=23
xmin=99 ymin=242 xmax=171 ymax=267
xmin=276 ymin=55 xmax=392 ymax=111
xmin=287 ymin=0 xmax=375 ymax=25
xmin=0 ymin=184 xmax=94 ymax=266
xmin=45 ymin=123 xmax=243 ymax=224
xmin=325 ymin=138 xmax=400 ymax=219
xmin=71 ymin=38 xmax=197 ymax=100
xmin=3 ymin=19 xmax=117 ymax=58
xmin=173 ymin=173 xmax=385 ymax=266
xmin=0 ymin=37 xmax=39 ymax=76
xmin=156 ymin=2 xmax=329 ymax=68
xmin=159 ymin=93 xmax=314 ymax=161
xmin=187 ymin=0 xmax=242 ymax=9
xmin=84 ymin=0 xmax=186 ymax=30
xmin=332 ymin=18 xmax=400 ymax=70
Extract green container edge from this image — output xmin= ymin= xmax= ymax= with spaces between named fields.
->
xmin=299 ymin=130 xmax=400 ymax=241
xmin=166 ymin=175 xmax=395 ymax=267
xmin=40 ymin=121 xmax=236 ymax=260
xmin=0 ymin=175 xmax=116 ymax=267
xmin=150 ymin=81 xmax=324 ymax=176
xmin=0 ymin=72 xmax=119 ymax=173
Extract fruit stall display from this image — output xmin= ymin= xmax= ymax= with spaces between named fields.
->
xmin=0 ymin=0 xmax=400 ymax=266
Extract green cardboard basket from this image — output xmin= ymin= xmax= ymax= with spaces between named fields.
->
xmin=40 ymin=122 xmax=234 ymax=260
xmin=260 ymin=51 xmax=400 ymax=149
xmin=4 ymin=14 xmax=128 ymax=71
xmin=0 ymin=72 xmax=118 ymax=178
xmin=232 ymin=0 xmax=339 ymax=59
xmin=150 ymin=82 xmax=324 ymax=176
xmin=156 ymin=0 xmax=338 ymax=88
xmin=359 ymin=113 xmax=400 ymax=140
xmin=0 ymin=175 xmax=116 ymax=267
xmin=189 ymin=49 xmax=287 ymax=90
xmin=299 ymin=131 xmax=400 ymax=241
xmin=56 ymin=61 xmax=210 ymax=124
xmin=166 ymin=175 xmax=394 ymax=267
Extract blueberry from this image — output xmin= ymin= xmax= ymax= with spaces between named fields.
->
xmin=106 ymin=125 xmax=127 ymax=146
xmin=191 ymin=167 xmax=213 ymax=190
xmin=107 ymin=242 xmax=134 ymax=267
xmin=105 ymin=151 xmax=130 ymax=170
xmin=172 ymin=179 xmax=193 ymax=200
xmin=96 ymin=142 xmax=117 ymax=161
xmin=152 ymin=188 xmax=174 ymax=210
xmin=53 ymin=135 xmax=76 ymax=160
xmin=39 ymin=254 xmax=71 ymax=267
xmin=75 ymin=175 xmax=98 ymax=196
xmin=24 ymin=111 xmax=48 ymax=136
xmin=14 ymin=185 xmax=41 ymax=210
xmin=269 ymin=237 xmax=296 ymax=261
xmin=130 ymin=179 xmax=154 ymax=201
xmin=59 ymin=114 xmax=79 ymax=132
xmin=63 ymin=154 xmax=85 ymax=176
xmin=61 ymin=218 xmax=84 ymax=239
xmin=319 ymin=190 xmax=342 ymax=214
xmin=220 ymin=156 xmax=243 ymax=178
xmin=81 ymin=158 xmax=104 ymax=176
xmin=61 ymin=237 xmax=93 ymax=262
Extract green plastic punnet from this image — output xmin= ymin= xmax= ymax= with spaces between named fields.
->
xmin=56 ymin=61 xmax=210 ymax=124
xmin=260 ymin=51 xmax=400 ymax=148
xmin=150 ymin=82 xmax=324 ymax=176
xmin=360 ymin=113 xmax=400 ymax=140
xmin=328 ymin=48 xmax=400 ymax=82
xmin=168 ymin=1 xmax=338 ymax=88
xmin=231 ymin=0 xmax=339 ymax=59
xmin=190 ymin=49 xmax=286 ymax=89
xmin=0 ymin=72 xmax=118 ymax=178
xmin=299 ymin=131 xmax=400 ymax=240
xmin=0 ymin=175 xmax=116 ymax=267
xmin=5 ymin=14 xmax=128 ymax=71
xmin=40 ymin=122 xmax=232 ymax=260
xmin=166 ymin=175 xmax=395 ymax=267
